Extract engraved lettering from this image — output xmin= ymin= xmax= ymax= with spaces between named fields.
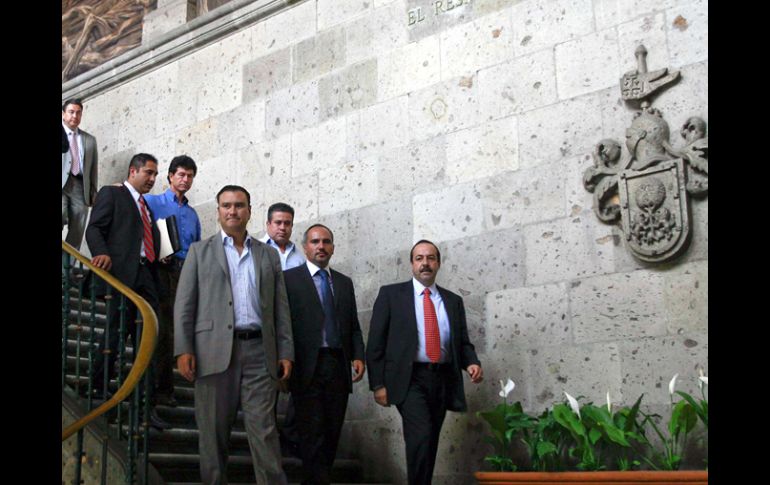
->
xmin=434 ymin=1 xmax=444 ymax=15
xmin=407 ymin=7 xmax=426 ymax=26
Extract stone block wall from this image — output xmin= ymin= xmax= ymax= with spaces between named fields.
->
xmin=71 ymin=0 xmax=708 ymax=482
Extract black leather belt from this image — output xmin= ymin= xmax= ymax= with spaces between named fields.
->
xmin=235 ymin=329 xmax=262 ymax=340
xmin=413 ymin=362 xmax=448 ymax=371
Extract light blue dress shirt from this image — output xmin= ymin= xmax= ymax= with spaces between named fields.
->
xmin=221 ymin=231 xmax=262 ymax=330
xmin=145 ymin=189 xmax=202 ymax=260
xmin=259 ymin=234 xmax=305 ymax=270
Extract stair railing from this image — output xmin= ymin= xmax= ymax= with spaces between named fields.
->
xmin=62 ymin=240 xmax=158 ymax=484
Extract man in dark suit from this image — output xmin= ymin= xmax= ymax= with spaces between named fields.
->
xmin=62 ymin=98 xmax=98 ymax=250
xmin=85 ymin=152 xmax=170 ymax=430
xmin=284 ymin=224 xmax=365 ymax=485
xmin=367 ymin=239 xmax=483 ymax=485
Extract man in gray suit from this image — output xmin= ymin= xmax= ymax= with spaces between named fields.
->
xmin=62 ymin=98 xmax=98 ymax=250
xmin=174 ymin=185 xmax=294 ymax=485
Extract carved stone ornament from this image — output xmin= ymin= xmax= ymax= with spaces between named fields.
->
xmin=583 ymin=45 xmax=708 ymax=263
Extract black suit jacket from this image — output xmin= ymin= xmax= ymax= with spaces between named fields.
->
xmin=366 ymin=281 xmax=480 ymax=412
xmin=85 ymin=184 xmax=160 ymax=291
xmin=284 ymin=264 xmax=365 ymax=393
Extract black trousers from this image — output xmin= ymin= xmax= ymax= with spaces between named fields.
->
xmin=396 ymin=365 xmax=449 ymax=485
xmin=92 ymin=263 xmax=159 ymax=402
xmin=154 ymin=261 xmax=181 ymax=396
xmin=293 ymin=348 xmax=349 ymax=485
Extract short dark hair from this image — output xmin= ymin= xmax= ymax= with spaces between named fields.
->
xmin=128 ymin=153 xmax=158 ymax=174
xmin=410 ymin=239 xmax=441 ymax=263
xmin=217 ymin=185 xmax=251 ymax=206
xmin=267 ymin=202 xmax=295 ymax=222
xmin=62 ymin=99 xmax=83 ymax=111
xmin=302 ymin=224 xmax=334 ymax=244
xmin=168 ymin=155 xmax=197 ymax=181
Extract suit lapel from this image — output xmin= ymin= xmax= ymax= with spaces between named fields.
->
xmin=302 ymin=266 xmax=324 ymax=310
xmin=213 ymin=234 xmax=229 ymax=279
xmin=251 ymin=240 xmax=264 ymax=313
xmin=401 ymin=281 xmax=419 ymax=345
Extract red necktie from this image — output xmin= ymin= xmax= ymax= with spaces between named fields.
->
xmin=70 ymin=132 xmax=81 ymax=176
xmin=423 ymin=288 xmax=441 ymax=363
xmin=139 ymin=196 xmax=155 ymax=262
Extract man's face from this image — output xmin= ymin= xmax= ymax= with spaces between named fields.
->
xmin=217 ymin=190 xmax=251 ymax=236
xmin=266 ymin=211 xmax=294 ymax=247
xmin=169 ymin=167 xmax=195 ymax=196
xmin=411 ymin=242 xmax=440 ymax=287
xmin=128 ymin=161 xmax=158 ymax=194
xmin=303 ymin=226 xmax=334 ymax=268
xmin=62 ymin=103 xmax=82 ymax=131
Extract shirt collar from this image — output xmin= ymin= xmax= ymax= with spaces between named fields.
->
xmin=306 ymin=260 xmax=330 ymax=278
xmin=164 ymin=188 xmax=188 ymax=205
xmin=62 ymin=121 xmax=77 ymax=137
xmin=260 ymin=234 xmax=295 ymax=252
xmin=221 ymin=229 xmax=253 ymax=247
xmin=412 ymin=278 xmax=438 ymax=297
xmin=123 ymin=181 xmax=141 ymax=202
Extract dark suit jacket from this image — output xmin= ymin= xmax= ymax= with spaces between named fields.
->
xmin=284 ymin=264 xmax=365 ymax=393
xmin=366 ymin=281 xmax=480 ymax=412
xmin=85 ymin=184 xmax=160 ymax=290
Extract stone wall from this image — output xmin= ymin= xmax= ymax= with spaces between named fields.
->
xmin=69 ymin=0 xmax=708 ymax=482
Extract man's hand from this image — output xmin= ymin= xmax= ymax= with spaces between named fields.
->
xmin=352 ymin=360 xmax=365 ymax=383
xmin=466 ymin=364 xmax=483 ymax=384
xmin=91 ymin=254 xmax=112 ymax=271
xmin=177 ymin=353 xmax=196 ymax=382
xmin=278 ymin=359 xmax=293 ymax=381
xmin=374 ymin=387 xmax=389 ymax=407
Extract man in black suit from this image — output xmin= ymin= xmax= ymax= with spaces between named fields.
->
xmin=366 ymin=239 xmax=483 ymax=485
xmin=283 ymin=224 xmax=365 ymax=485
xmin=85 ymin=152 xmax=170 ymax=430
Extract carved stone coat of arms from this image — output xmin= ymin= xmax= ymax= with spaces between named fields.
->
xmin=583 ymin=46 xmax=708 ymax=263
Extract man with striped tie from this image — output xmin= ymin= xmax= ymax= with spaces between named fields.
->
xmin=61 ymin=99 xmax=98 ymax=251
xmin=85 ymin=153 xmax=171 ymax=430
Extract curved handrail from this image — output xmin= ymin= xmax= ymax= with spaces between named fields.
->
xmin=62 ymin=241 xmax=158 ymax=441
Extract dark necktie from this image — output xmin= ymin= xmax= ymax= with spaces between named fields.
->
xmin=318 ymin=269 xmax=340 ymax=348
xmin=139 ymin=196 xmax=155 ymax=262
xmin=423 ymin=288 xmax=441 ymax=363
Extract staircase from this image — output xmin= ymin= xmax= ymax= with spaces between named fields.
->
xmin=64 ymin=285 xmax=385 ymax=485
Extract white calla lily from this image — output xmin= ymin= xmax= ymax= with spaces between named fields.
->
xmin=499 ymin=378 xmax=515 ymax=398
xmin=606 ymin=390 xmax=612 ymax=412
xmin=564 ymin=391 xmax=581 ymax=419
xmin=668 ymin=373 xmax=679 ymax=395
xmin=699 ymin=376 xmax=708 ymax=385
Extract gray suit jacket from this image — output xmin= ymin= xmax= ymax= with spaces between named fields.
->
xmin=61 ymin=128 xmax=98 ymax=206
xmin=173 ymin=232 xmax=294 ymax=381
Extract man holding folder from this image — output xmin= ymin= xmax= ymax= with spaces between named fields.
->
xmin=145 ymin=155 xmax=201 ymax=407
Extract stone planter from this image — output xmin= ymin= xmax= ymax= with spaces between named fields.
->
xmin=474 ymin=470 xmax=708 ymax=484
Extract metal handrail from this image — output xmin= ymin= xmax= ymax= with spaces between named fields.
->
xmin=61 ymin=241 xmax=158 ymax=441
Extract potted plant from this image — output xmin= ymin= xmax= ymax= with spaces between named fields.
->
xmin=474 ymin=373 xmax=708 ymax=484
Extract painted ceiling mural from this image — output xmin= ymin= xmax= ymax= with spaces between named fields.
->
xmin=61 ymin=1 xmax=238 ymax=82
xmin=62 ymin=0 xmax=159 ymax=82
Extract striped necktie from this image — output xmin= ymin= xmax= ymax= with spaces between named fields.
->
xmin=139 ymin=196 xmax=155 ymax=262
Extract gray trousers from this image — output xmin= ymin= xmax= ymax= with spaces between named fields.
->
xmin=195 ymin=337 xmax=288 ymax=485
xmin=62 ymin=175 xmax=88 ymax=250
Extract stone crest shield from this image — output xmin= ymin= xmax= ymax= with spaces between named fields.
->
xmin=582 ymin=45 xmax=708 ymax=263
xmin=618 ymin=159 xmax=690 ymax=262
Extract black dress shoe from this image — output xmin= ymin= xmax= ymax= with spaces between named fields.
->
xmin=148 ymin=409 xmax=172 ymax=430
xmin=155 ymin=394 xmax=178 ymax=407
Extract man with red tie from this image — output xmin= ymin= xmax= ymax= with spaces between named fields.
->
xmin=85 ymin=153 xmax=170 ymax=430
xmin=366 ymin=240 xmax=483 ymax=485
